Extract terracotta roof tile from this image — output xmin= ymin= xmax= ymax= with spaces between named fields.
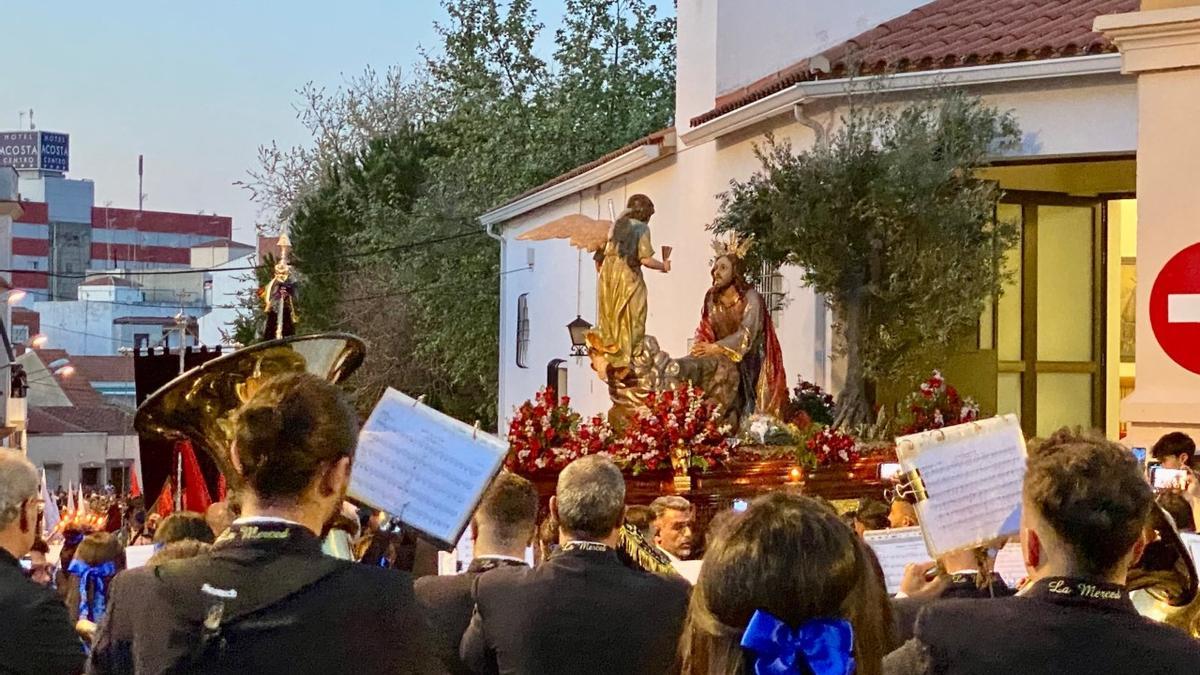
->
xmin=487 ymin=127 xmax=675 ymax=213
xmin=691 ymin=0 xmax=1138 ymax=127
xmin=192 ymin=238 xmax=255 ymax=250
xmin=70 ymin=356 xmax=134 ymax=383
xmin=28 ymin=406 xmax=134 ymax=435
xmin=112 ymin=316 xmax=198 ymax=326
xmin=27 ymin=348 xmax=105 ymax=406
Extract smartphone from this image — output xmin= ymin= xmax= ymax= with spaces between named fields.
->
xmin=19 ymin=557 xmax=31 ymax=572
xmin=1149 ymin=466 xmax=1189 ymax=491
xmin=731 ymin=499 xmax=749 ymax=513
xmin=878 ymin=463 xmax=902 ymax=482
xmin=1131 ymin=447 xmax=1147 ymax=471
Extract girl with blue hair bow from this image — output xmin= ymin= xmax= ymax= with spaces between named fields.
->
xmin=679 ymin=493 xmax=893 ymax=675
xmin=66 ymin=531 xmax=124 ymax=642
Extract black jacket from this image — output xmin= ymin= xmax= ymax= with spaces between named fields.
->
xmin=414 ymin=558 xmax=527 ymax=675
xmin=87 ymin=521 xmax=437 ymax=675
xmin=891 ymin=572 xmax=1014 ymax=644
xmin=460 ymin=545 xmax=690 ymax=675
xmin=884 ymin=577 xmax=1200 ymax=675
xmin=0 ymin=546 xmax=86 ymax=674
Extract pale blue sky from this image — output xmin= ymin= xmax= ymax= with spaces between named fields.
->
xmin=1 ymin=1 xmax=570 ymax=242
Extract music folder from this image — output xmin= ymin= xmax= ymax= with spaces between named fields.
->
xmin=348 ymin=388 xmax=507 ymax=550
xmin=863 ymin=526 xmax=929 ymax=594
xmin=894 ymin=414 xmax=1028 ymax=559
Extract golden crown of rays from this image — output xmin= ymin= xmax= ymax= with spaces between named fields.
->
xmin=710 ymin=232 xmax=755 ymax=260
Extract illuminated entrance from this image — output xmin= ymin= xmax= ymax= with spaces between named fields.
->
xmin=975 ymin=159 xmax=1136 ymax=438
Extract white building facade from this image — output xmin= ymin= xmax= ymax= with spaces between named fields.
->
xmin=486 ymin=0 xmax=1144 ymax=441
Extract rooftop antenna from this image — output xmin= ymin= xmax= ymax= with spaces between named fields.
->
xmin=17 ymin=111 xmax=24 ymax=129
xmin=28 ymin=109 xmax=34 ymax=130
xmin=138 ymin=155 xmax=144 ymax=212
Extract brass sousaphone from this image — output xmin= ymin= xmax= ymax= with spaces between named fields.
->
xmin=1127 ymin=503 xmax=1200 ymax=637
xmin=135 ymin=333 xmax=367 ymax=495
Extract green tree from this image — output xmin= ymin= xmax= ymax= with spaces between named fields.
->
xmin=547 ymin=0 xmax=676 ymax=168
xmin=714 ymin=89 xmax=1021 ymax=429
xmin=243 ymin=1 xmax=677 ymax=425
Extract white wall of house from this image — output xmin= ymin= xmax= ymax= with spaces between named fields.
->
xmin=28 ymin=432 xmax=139 ymax=492
xmin=78 ymin=283 xmax=144 ymax=304
xmin=34 ymin=299 xmax=186 ymax=355
xmin=495 ymin=70 xmax=1139 ymax=429
xmin=198 ymin=254 xmax=254 ymax=347
xmin=714 ymin=0 xmax=927 ymax=95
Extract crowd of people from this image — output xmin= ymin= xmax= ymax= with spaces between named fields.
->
xmin=1 ymin=371 xmax=1199 ymax=673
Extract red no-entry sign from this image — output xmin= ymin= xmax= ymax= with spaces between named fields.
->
xmin=1150 ymin=242 xmax=1200 ymax=375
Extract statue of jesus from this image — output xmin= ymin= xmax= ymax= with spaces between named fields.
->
xmin=684 ymin=235 xmax=788 ymax=426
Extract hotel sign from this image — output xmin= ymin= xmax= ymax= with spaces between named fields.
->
xmin=0 ymin=131 xmax=70 ymax=172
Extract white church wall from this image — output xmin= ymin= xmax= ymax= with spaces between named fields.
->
xmin=497 ymin=67 xmax=1138 ymax=428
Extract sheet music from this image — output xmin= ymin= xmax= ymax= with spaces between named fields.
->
xmin=897 ymin=415 xmax=1026 ymax=558
xmin=992 ymin=539 xmax=1027 ymax=586
xmin=125 ymin=544 xmax=156 ymax=569
xmin=863 ymin=527 xmax=931 ymax=594
xmin=1182 ymin=532 xmax=1200 ymax=566
xmin=348 ymin=388 xmax=507 ymax=548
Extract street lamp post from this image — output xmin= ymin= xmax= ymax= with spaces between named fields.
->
xmin=567 ymin=316 xmax=593 ymax=358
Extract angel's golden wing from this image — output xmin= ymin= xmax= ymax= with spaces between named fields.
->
xmin=517 ymin=214 xmax=612 ymax=253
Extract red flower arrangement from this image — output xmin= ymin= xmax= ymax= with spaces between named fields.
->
xmin=899 ymin=370 xmax=981 ymax=436
xmin=806 ymin=426 xmax=861 ymax=466
xmin=506 ymin=387 xmax=585 ymax=472
xmin=785 ymin=379 xmax=837 ymax=426
xmin=607 ymin=383 xmax=734 ymax=475
xmin=565 ymin=414 xmax=614 ymax=456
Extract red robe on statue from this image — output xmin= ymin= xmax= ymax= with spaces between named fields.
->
xmin=694 ymin=286 xmax=788 ymax=421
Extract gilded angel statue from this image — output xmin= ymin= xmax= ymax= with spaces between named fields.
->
xmin=518 ymin=194 xmax=670 ymax=377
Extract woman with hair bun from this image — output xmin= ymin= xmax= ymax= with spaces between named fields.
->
xmin=89 ymin=373 xmax=434 ymax=674
xmin=680 ymin=492 xmax=892 ymax=675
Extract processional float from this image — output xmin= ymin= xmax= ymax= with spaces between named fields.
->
xmin=132 ymin=232 xmax=673 ymax=573
xmin=520 ymin=197 xmax=1200 ymax=631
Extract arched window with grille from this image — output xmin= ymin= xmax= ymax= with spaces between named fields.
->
xmin=546 ymin=359 xmax=567 ymax=402
xmin=516 ymin=293 xmax=530 ymax=368
xmin=756 ymin=263 xmax=786 ymax=327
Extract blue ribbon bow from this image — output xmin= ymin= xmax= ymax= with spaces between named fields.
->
xmin=740 ymin=610 xmax=855 ymax=675
xmin=67 ymin=559 xmax=117 ymax=622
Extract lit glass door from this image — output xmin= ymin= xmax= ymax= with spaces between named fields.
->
xmin=995 ymin=192 xmax=1105 ymax=437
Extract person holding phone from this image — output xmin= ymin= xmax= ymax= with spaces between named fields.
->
xmin=27 ymin=538 xmax=55 ymax=587
xmin=1151 ymin=432 xmax=1196 ymax=471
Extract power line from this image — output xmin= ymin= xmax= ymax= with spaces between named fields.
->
xmin=1 ymin=229 xmax=488 ymax=281
xmin=335 ymin=265 xmax=530 ymax=305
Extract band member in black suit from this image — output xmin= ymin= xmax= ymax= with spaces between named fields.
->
xmin=415 ymin=472 xmax=537 ymax=674
xmin=0 ymin=451 xmax=86 ymax=674
xmin=891 ymin=548 xmax=1014 ymax=643
xmin=88 ymin=373 xmax=435 ymax=674
xmin=461 ymin=455 xmax=690 ymax=675
xmin=885 ymin=428 xmax=1200 ymax=674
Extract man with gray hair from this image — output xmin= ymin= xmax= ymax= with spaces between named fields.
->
xmin=0 ymin=451 xmax=85 ymax=673
xmin=461 ymin=455 xmax=689 ymax=675
xmin=650 ymin=495 xmax=695 ymax=561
